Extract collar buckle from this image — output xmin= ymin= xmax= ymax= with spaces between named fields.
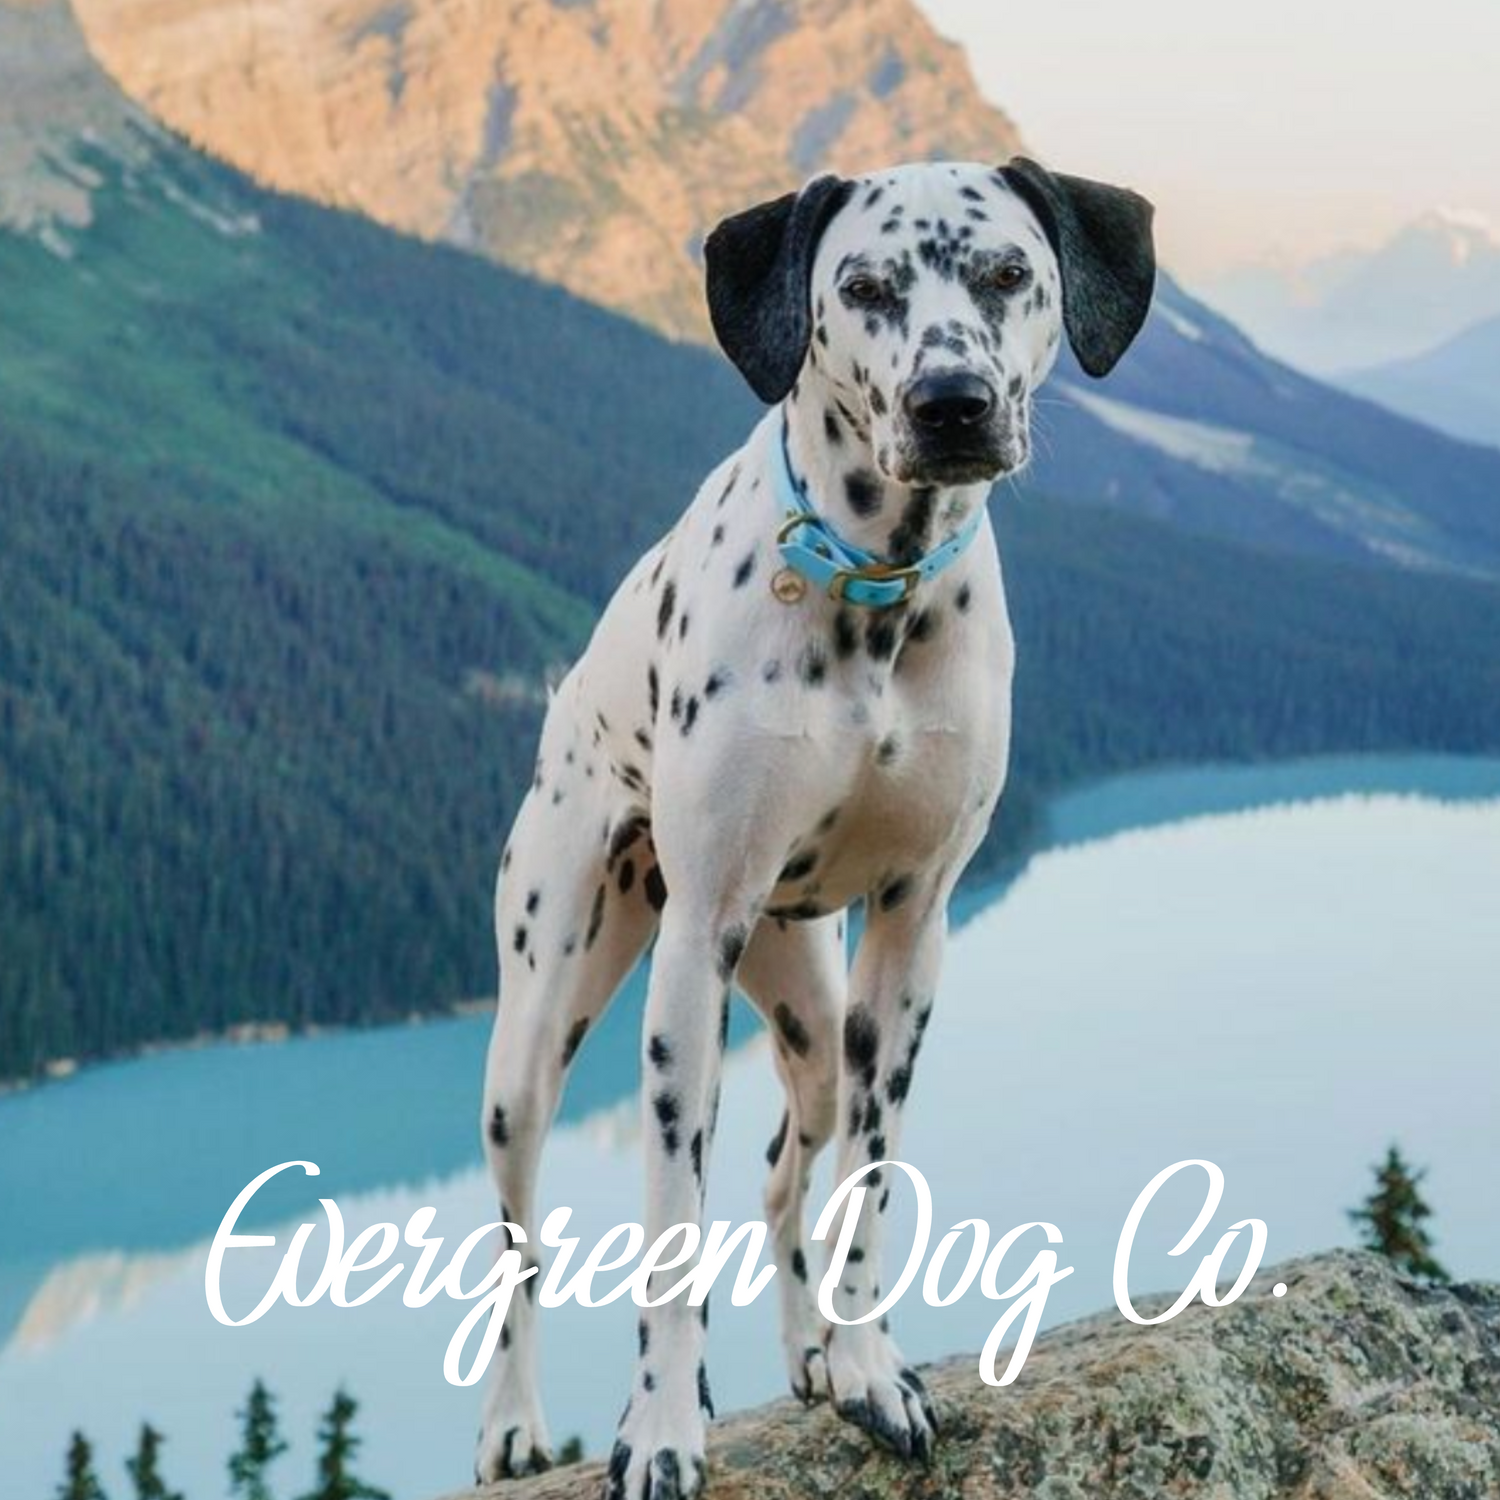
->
xmin=828 ymin=562 xmax=920 ymax=603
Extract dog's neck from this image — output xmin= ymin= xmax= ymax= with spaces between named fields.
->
xmin=780 ymin=379 xmax=991 ymax=567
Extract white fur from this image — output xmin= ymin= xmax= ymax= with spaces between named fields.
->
xmin=477 ymin=161 xmax=1067 ymax=1499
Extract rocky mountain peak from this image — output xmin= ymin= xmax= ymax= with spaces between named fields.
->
xmin=0 ymin=0 xmax=164 ymax=244
xmin=68 ymin=0 xmax=1024 ymax=336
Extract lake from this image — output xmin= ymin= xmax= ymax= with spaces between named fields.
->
xmin=2 ymin=756 xmax=1498 ymax=1499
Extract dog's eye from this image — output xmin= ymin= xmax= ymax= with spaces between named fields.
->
xmin=988 ymin=263 xmax=1029 ymax=292
xmin=843 ymin=275 xmax=886 ymax=306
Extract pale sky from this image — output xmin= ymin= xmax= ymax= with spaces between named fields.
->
xmin=916 ymin=0 xmax=1500 ymax=277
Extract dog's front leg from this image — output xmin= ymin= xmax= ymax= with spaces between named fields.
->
xmin=822 ymin=872 xmax=950 ymax=1461
xmin=605 ymin=897 xmax=750 ymax=1500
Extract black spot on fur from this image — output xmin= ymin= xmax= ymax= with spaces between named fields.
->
xmin=704 ymin=670 xmax=729 ymax=698
xmin=644 ymin=865 xmax=668 ymax=911
xmin=844 ymin=1005 xmax=879 ymax=1088
xmin=955 ymin=582 xmax=972 ymax=613
xmin=681 ymin=696 xmax=699 ymax=735
xmin=775 ymin=1002 xmax=812 ymax=1058
xmin=824 ymin=409 xmax=843 ymax=444
xmin=833 ymin=610 xmax=859 ymax=659
xmin=865 ymin=613 xmax=899 ymax=661
xmin=733 ymin=552 xmax=756 ymax=588
xmin=648 ymin=1033 xmax=672 ymax=1069
xmin=618 ymin=857 xmax=636 ymax=894
xmin=766 ymin=898 xmax=826 ymax=921
xmin=562 ymin=1017 xmax=590 ymax=1067
xmin=698 ymin=1361 xmax=714 ymax=1418
xmin=879 ymin=874 xmax=913 ymax=911
xmin=887 ymin=488 xmax=936 ymax=566
xmin=844 ymin=471 xmax=882 ymax=518
xmin=513 ymin=925 xmax=528 ymax=954
xmin=607 ymin=813 xmax=648 ymax=869
xmin=882 ymin=1062 xmax=906 ymax=1110
xmin=799 ymin=642 xmax=828 ymax=686
xmin=586 ymin=884 xmax=606 ymax=947
xmin=656 ymin=581 xmax=676 ymax=640
xmin=780 ymin=850 xmax=818 ymax=882
xmin=766 ymin=1111 xmax=789 ymax=1168
xmin=488 ymin=1104 xmax=509 ymax=1147
xmin=762 ymin=659 xmax=782 ymax=683
xmin=525 ymin=889 xmax=541 ymax=915
xmin=717 ymin=925 xmax=747 ymax=980
xmin=653 ymin=1091 xmax=681 ymax=1155
xmin=906 ymin=607 xmax=938 ymax=644
xmin=876 ymin=734 xmax=900 ymax=765
xmin=791 ymin=1248 xmax=808 ymax=1283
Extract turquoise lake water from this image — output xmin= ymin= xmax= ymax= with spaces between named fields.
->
xmin=2 ymin=755 xmax=1498 ymax=1499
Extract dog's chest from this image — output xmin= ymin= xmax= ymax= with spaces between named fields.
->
xmin=752 ymin=648 xmax=1007 ymax=913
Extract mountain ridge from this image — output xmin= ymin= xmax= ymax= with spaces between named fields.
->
xmin=1343 ymin=312 xmax=1500 ymax=450
xmin=1197 ymin=209 xmax=1500 ymax=375
xmin=68 ymin=0 xmax=1024 ymax=338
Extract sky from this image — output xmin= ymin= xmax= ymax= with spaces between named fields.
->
xmin=915 ymin=0 xmax=1500 ymax=279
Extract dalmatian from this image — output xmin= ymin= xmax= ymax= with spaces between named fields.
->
xmin=476 ymin=156 xmax=1154 ymax=1498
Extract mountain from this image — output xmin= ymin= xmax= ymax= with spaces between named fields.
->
xmin=1027 ymin=277 xmax=1500 ymax=578
xmin=1195 ymin=209 xmax=1500 ymax=376
xmin=0 ymin=0 xmax=749 ymax=1077
xmin=69 ymin=0 xmax=1023 ymax=340
xmin=5 ymin=0 xmax=1500 ymax=1084
xmin=63 ymin=0 xmax=1500 ymax=582
xmin=1343 ymin=314 xmax=1500 ymax=450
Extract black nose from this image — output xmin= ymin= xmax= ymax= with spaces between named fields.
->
xmin=904 ymin=372 xmax=996 ymax=431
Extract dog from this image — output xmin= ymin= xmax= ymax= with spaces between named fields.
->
xmin=476 ymin=157 xmax=1155 ymax=1499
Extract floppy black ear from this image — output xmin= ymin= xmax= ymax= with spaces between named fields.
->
xmin=704 ymin=174 xmax=854 ymax=404
xmin=999 ymin=157 xmax=1156 ymax=378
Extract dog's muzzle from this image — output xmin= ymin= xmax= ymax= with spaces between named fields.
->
xmin=900 ymin=372 xmax=1014 ymax=484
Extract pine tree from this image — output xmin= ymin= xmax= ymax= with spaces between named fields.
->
xmin=1349 ymin=1144 xmax=1450 ymax=1283
xmin=230 ymin=1379 xmax=290 ymax=1500
xmin=56 ymin=1431 xmax=108 ymax=1500
xmin=126 ymin=1424 xmax=183 ymax=1500
xmin=299 ymin=1389 xmax=391 ymax=1500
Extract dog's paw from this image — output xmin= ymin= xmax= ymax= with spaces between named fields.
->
xmin=602 ymin=1392 xmax=707 ymax=1500
xmin=475 ymin=1417 xmax=553 ymax=1484
xmin=826 ymin=1327 xmax=939 ymax=1463
xmin=476 ymin=1373 xmax=552 ymax=1485
xmin=787 ymin=1339 xmax=830 ymax=1405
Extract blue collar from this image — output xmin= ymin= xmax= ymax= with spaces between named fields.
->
xmin=771 ymin=414 xmax=985 ymax=609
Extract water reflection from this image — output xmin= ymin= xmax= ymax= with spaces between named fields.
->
xmin=2 ymin=764 xmax=1498 ymax=1499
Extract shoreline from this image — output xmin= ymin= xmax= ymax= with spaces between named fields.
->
xmin=6 ymin=750 xmax=1499 ymax=1100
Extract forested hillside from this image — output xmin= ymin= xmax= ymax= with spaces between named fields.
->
xmin=4 ymin=135 xmax=1500 ymax=1083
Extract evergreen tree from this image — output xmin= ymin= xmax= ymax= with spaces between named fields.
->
xmin=56 ymin=1431 xmax=107 ymax=1500
xmin=1349 ymin=1144 xmax=1450 ymax=1283
xmin=299 ymin=1390 xmax=390 ymax=1500
xmin=126 ymin=1424 xmax=182 ymax=1500
xmin=230 ymin=1380 xmax=289 ymax=1500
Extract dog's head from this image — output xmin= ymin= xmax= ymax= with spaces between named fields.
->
xmin=705 ymin=159 xmax=1156 ymax=486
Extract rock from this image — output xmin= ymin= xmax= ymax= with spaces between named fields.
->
xmin=67 ymin=0 xmax=1024 ymax=339
xmin=441 ymin=1252 xmax=1500 ymax=1499
xmin=0 ymin=0 xmax=164 ymax=237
